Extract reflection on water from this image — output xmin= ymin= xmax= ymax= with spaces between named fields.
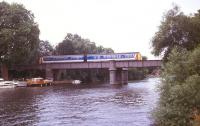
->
xmin=0 ymin=78 xmax=159 ymax=126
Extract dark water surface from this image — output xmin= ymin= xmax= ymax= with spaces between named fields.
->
xmin=0 ymin=78 xmax=159 ymax=126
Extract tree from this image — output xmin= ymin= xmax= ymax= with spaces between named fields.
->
xmin=38 ymin=40 xmax=54 ymax=57
xmin=55 ymin=33 xmax=114 ymax=55
xmin=0 ymin=2 xmax=40 ymax=65
xmin=55 ymin=39 xmax=75 ymax=55
xmin=142 ymin=56 xmax=148 ymax=60
xmin=153 ymin=46 xmax=200 ymax=126
xmin=151 ymin=6 xmax=200 ymax=125
xmin=151 ymin=6 xmax=200 ymax=61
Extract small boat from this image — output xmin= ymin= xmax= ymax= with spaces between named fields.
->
xmin=16 ymin=81 xmax=27 ymax=87
xmin=72 ymin=80 xmax=82 ymax=84
xmin=0 ymin=78 xmax=17 ymax=88
xmin=27 ymin=77 xmax=53 ymax=87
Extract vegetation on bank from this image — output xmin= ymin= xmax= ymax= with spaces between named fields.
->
xmin=0 ymin=2 xmax=40 ymax=65
xmin=151 ymin=6 xmax=200 ymax=62
xmin=151 ymin=5 xmax=200 ymax=126
xmin=153 ymin=47 xmax=200 ymax=126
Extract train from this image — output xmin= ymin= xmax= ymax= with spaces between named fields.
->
xmin=40 ymin=52 xmax=142 ymax=64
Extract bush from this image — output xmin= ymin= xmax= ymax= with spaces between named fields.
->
xmin=153 ymin=46 xmax=200 ymax=126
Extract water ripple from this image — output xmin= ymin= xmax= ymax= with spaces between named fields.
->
xmin=0 ymin=78 xmax=159 ymax=126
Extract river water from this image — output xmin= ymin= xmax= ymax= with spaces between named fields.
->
xmin=0 ymin=78 xmax=160 ymax=126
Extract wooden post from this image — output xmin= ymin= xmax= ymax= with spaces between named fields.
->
xmin=1 ymin=63 xmax=9 ymax=80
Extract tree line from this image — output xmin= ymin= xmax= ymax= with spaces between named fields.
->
xmin=0 ymin=2 xmax=114 ymax=66
xmin=0 ymin=1 xmax=113 ymax=81
xmin=151 ymin=5 xmax=200 ymax=126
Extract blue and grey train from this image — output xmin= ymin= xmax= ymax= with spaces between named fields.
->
xmin=40 ymin=52 xmax=142 ymax=64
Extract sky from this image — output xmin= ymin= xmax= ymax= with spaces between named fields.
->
xmin=3 ymin=0 xmax=200 ymax=59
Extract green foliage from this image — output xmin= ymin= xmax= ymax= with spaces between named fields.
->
xmin=55 ymin=33 xmax=114 ymax=55
xmin=0 ymin=2 xmax=40 ymax=65
xmin=153 ymin=46 xmax=200 ymax=126
xmin=38 ymin=40 xmax=54 ymax=57
xmin=152 ymin=6 xmax=200 ymax=125
xmin=151 ymin=5 xmax=200 ymax=61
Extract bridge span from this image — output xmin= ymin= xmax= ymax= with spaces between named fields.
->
xmin=12 ymin=60 xmax=161 ymax=85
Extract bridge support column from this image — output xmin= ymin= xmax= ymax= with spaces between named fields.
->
xmin=109 ymin=60 xmax=120 ymax=85
xmin=109 ymin=61 xmax=129 ymax=85
xmin=109 ymin=69 xmax=118 ymax=84
xmin=121 ymin=68 xmax=128 ymax=84
xmin=116 ymin=69 xmax=122 ymax=83
xmin=45 ymin=69 xmax=53 ymax=80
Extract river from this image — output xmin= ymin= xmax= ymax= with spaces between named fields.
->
xmin=0 ymin=78 xmax=160 ymax=126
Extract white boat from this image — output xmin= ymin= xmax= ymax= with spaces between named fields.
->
xmin=15 ymin=81 xmax=27 ymax=87
xmin=0 ymin=78 xmax=17 ymax=88
xmin=72 ymin=80 xmax=82 ymax=84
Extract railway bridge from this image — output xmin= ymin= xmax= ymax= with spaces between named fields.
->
xmin=11 ymin=60 xmax=161 ymax=85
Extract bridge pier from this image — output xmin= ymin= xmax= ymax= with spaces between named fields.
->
xmin=109 ymin=68 xmax=128 ymax=85
xmin=121 ymin=68 xmax=128 ymax=84
xmin=109 ymin=68 xmax=118 ymax=84
xmin=109 ymin=61 xmax=128 ymax=85
xmin=109 ymin=61 xmax=118 ymax=84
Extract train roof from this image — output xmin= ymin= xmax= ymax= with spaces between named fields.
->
xmin=86 ymin=52 xmax=140 ymax=55
xmin=42 ymin=52 xmax=141 ymax=57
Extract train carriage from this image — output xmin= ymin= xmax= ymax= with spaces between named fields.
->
xmin=86 ymin=52 xmax=142 ymax=61
xmin=40 ymin=52 xmax=142 ymax=64
xmin=41 ymin=55 xmax=84 ymax=63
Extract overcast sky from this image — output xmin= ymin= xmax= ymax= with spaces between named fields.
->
xmin=3 ymin=0 xmax=200 ymax=59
